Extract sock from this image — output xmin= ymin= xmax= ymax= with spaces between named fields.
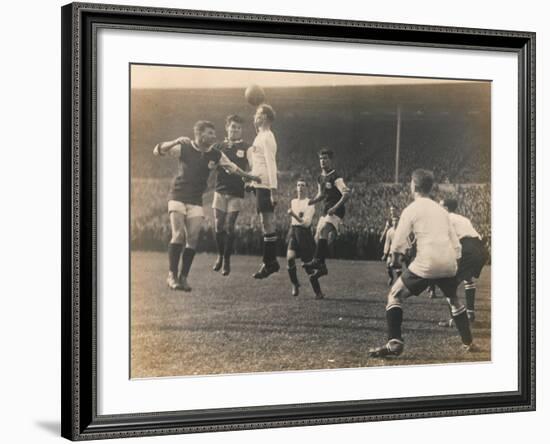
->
xmin=180 ymin=248 xmax=196 ymax=278
xmin=464 ymin=281 xmax=476 ymax=312
xmin=452 ymin=306 xmax=473 ymax=345
xmin=262 ymin=233 xmax=277 ymax=263
xmin=386 ymin=305 xmax=403 ymax=341
xmin=215 ymin=231 xmax=226 ymax=257
xmin=314 ymin=238 xmax=328 ymax=263
xmin=224 ymin=232 xmax=234 ymax=259
xmin=287 ymin=259 xmax=299 ymax=286
xmin=309 ymin=276 xmax=322 ymax=295
xmin=168 ymin=243 xmax=183 ymax=275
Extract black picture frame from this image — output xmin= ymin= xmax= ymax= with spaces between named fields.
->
xmin=61 ymin=2 xmax=536 ymax=440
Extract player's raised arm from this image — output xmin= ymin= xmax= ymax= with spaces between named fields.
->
xmin=153 ymin=136 xmax=190 ymax=157
xmin=326 ymin=178 xmax=351 ymax=215
xmin=218 ymin=152 xmax=261 ymax=183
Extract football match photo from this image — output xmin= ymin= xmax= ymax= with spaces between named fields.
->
xmin=130 ymin=64 xmax=491 ymax=378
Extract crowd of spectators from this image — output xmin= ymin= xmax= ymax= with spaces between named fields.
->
xmin=131 ymin=178 xmax=491 ymax=262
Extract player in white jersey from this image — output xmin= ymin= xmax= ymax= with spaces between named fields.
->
xmin=286 ymin=179 xmax=323 ymax=298
xmin=368 ymin=169 xmax=475 ymax=358
xmin=247 ymin=104 xmax=280 ymax=279
xmin=381 ymin=216 xmax=400 ymax=286
xmin=438 ymin=198 xmax=488 ymax=326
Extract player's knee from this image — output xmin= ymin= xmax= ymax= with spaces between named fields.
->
xmin=286 ymin=250 xmax=296 ymax=262
xmin=386 ymin=279 xmax=409 ymax=309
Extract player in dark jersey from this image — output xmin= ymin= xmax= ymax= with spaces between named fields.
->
xmin=303 ymin=148 xmax=351 ymax=289
xmin=211 ymin=115 xmax=251 ymax=276
xmin=153 ymin=120 xmax=260 ymax=291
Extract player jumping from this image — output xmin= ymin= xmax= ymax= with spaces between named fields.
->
xmin=212 ymin=115 xmax=251 ymax=276
xmin=248 ymin=104 xmax=281 ymax=279
xmin=153 ymin=120 xmax=260 ymax=291
xmin=368 ymin=169 xmax=475 ymax=358
xmin=286 ymin=179 xmax=324 ymax=298
xmin=303 ymin=148 xmax=351 ymax=284
xmin=438 ymin=198 xmax=488 ymax=326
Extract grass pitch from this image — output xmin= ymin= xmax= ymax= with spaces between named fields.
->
xmin=130 ymin=252 xmax=490 ymax=378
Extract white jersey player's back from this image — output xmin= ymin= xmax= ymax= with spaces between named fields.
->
xmin=391 ymin=197 xmax=461 ymax=279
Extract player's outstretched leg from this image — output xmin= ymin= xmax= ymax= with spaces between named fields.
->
xmin=368 ymin=278 xmax=410 ymax=358
xmin=464 ymin=280 xmax=476 ymax=322
xmin=440 ymin=279 xmax=476 ymax=352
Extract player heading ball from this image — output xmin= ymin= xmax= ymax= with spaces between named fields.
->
xmin=247 ymin=104 xmax=281 ymax=279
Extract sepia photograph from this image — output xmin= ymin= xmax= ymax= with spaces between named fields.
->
xmin=129 ymin=64 xmax=491 ymax=378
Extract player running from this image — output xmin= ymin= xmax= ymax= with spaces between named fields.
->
xmin=303 ymin=148 xmax=351 ymax=283
xmin=368 ymin=169 xmax=475 ymax=358
xmin=286 ymin=179 xmax=324 ymax=298
xmin=153 ymin=120 xmax=260 ymax=291
xmin=211 ymin=115 xmax=251 ymax=276
xmin=381 ymin=216 xmax=400 ymax=286
xmin=438 ymin=198 xmax=488 ymax=326
xmin=247 ymin=104 xmax=281 ymax=279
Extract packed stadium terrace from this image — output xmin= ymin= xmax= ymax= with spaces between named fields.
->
xmin=131 ymin=179 xmax=490 ymax=261
xmin=131 ymin=82 xmax=490 ymax=259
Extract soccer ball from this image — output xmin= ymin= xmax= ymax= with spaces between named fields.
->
xmin=244 ymin=84 xmax=266 ymax=106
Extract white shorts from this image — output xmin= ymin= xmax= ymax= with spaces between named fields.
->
xmin=315 ymin=214 xmax=342 ymax=238
xmin=212 ymin=192 xmax=243 ymax=213
xmin=168 ymin=200 xmax=204 ymax=218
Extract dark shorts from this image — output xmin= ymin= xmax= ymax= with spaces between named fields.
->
xmin=457 ymin=237 xmax=488 ymax=281
xmin=255 ymin=188 xmax=274 ymax=214
xmin=287 ymin=226 xmax=315 ymax=262
xmin=401 ymin=267 xmax=458 ymax=298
